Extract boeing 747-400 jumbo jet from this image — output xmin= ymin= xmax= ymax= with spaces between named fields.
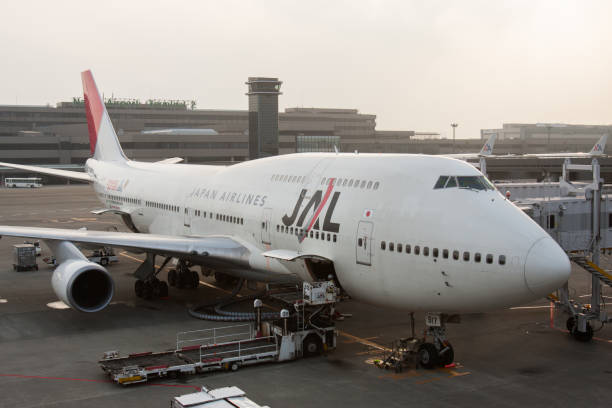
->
xmin=0 ymin=71 xmax=571 ymax=366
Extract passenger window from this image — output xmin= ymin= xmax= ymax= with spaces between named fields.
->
xmin=337 ymin=178 xmax=343 ymax=186
xmin=367 ymin=181 xmax=373 ymax=189
xmin=373 ymin=181 xmax=380 ymax=190
xmin=333 ymin=235 xmax=337 ymax=243
xmin=348 ymin=179 xmax=354 ymax=187
xmin=499 ymin=255 xmax=506 ymax=265
xmin=405 ymin=244 xmax=411 ymax=254
xmin=316 ymin=231 xmax=320 ymax=239
xmin=434 ymin=176 xmax=449 ymax=189
xmin=453 ymin=250 xmax=459 ymax=260
xmin=342 ymin=179 xmax=348 ymax=186
xmin=486 ymin=254 xmax=493 ymax=264
xmin=443 ymin=249 xmax=448 ymax=259
xmin=358 ymin=238 xmax=363 ymax=247
xmin=321 ymin=233 xmax=325 ymax=240
xmin=389 ymin=242 xmax=395 ymax=251
xmin=276 ymin=225 xmax=280 ymax=232
xmin=424 ymin=247 xmax=429 ymax=256
xmin=397 ymin=243 xmax=403 ymax=252
xmin=310 ymin=231 xmax=314 ymax=238
xmin=381 ymin=241 xmax=386 ymax=250
xmin=445 ymin=177 xmax=457 ymax=188
xmin=463 ymin=251 xmax=470 ymax=261
xmin=354 ymin=180 xmax=360 ymax=188
xmin=290 ymin=227 xmax=294 ymax=234
xmin=327 ymin=233 xmax=331 ymax=241
xmin=433 ymin=248 xmax=439 ymax=257
xmin=360 ymin=180 xmax=366 ymax=188
xmin=415 ymin=246 xmax=420 ymax=255
xmin=321 ymin=178 xmax=326 ymax=185
xmin=475 ymin=253 xmax=481 ymax=263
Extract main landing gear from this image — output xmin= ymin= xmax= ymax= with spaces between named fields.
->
xmin=134 ymin=255 xmax=172 ymax=300
xmin=167 ymin=260 xmax=200 ymax=289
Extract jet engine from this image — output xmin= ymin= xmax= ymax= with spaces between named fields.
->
xmin=51 ymin=259 xmax=114 ymax=312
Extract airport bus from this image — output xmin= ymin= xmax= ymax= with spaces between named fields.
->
xmin=4 ymin=177 xmax=43 ymax=188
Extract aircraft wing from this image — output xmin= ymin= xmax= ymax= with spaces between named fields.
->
xmin=0 ymin=225 xmax=249 ymax=265
xmin=0 ymin=161 xmax=92 ymax=182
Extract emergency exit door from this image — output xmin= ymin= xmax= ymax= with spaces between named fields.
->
xmin=261 ymin=208 xmax=272 ymax=245
xmin=356 ymin=221 xmax=373 ymax=266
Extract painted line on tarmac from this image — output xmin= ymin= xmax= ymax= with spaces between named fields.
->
xmin=0 ymin=373 xmax=200 ymax=390
xmin=511 ymin=302 xmax=612 ymax=310
xmin=337 ymin=331 xmax=391 ymax=352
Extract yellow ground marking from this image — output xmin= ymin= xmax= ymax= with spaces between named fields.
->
xmin=337 ymin=331 xmax=391 ymax=352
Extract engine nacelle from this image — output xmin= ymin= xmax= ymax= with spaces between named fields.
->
xmin=51 ymin=259 xmax=114 ymax=312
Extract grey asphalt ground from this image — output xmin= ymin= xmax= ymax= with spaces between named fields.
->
xmin=0 ymin=185 xmax=610 ymax=407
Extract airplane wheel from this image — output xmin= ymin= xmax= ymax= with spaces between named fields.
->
xmin=191 ymin=271 xmax=200 ymax=288
xmin=159 ymin=281 xmax=169 ymax=297
xmin=135 ymin=280 xmax=144 ymax=298
xmin=302 ymin=334 xmax=323 ymax=357
xmin=142 ymin=281 xmax=154 ymax=300
xmin=438 ymin=342 xmax=454 ymax=367
xmin=418 ymin=343 xmax=439 ymax=369
xmin=573 ymin=323 xmax=594 ymax=342
xmin=168 ymin=270 xmax=177 ymax=287
xmin=100 ymin=257 xmax=109 ymax=266
xmin=566 ymin=317 xmax=575 ymax=332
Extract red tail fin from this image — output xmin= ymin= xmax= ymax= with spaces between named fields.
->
xmin=80 ymin=70 xmax=126 ymax=162
xmin=81 ymin=70 xmax=104 ymax=155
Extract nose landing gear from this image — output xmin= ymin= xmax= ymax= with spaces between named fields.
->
xmin=375 ymin=312 xmax=457 ymax=372
xmin=418 ymin=321 xmax=455 ymax=369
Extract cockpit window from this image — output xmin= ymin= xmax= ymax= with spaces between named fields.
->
xmin=434 ymin=176 xmax=449 ymax=189
xmin=433 ymin=175 xmax=494 ymax=191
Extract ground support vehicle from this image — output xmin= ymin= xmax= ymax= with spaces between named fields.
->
xmin=87 ymin=247 xmax=118 ymax=266
xmin=171 ymin=386 xmax=270 ymax=408
xmin=100 ymin=322 xmax=335 ymax=385
xmin=12 ymin=244 xmax=38 ymax=271
xmin=100 ymin=319 xmax=336 ymax=385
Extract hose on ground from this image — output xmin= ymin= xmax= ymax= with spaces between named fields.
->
xmin=188 ymin=277 xmax=283 ymax=321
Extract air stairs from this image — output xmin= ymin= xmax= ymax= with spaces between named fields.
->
xmin=571 ymin=256 xmax=612 ymax=288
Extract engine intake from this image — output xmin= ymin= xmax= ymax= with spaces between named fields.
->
xmin=51 ymin=259 xmax=114 ymax=312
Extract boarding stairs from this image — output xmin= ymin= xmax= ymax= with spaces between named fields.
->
xmin=570 ymin=256 xmax=612 ymax=288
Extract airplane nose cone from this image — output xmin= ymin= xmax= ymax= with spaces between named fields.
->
xmin=524 ymin=237 xmax=571 ymax=296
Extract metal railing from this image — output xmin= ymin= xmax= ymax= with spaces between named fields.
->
xmin=176 ymin=324 xmax=252 ymax=351
xmin=199 ymin=336 xmax=278 ymax=363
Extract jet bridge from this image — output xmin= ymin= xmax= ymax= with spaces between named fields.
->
xmin=511 ymin=159 xmax=612 ymax=341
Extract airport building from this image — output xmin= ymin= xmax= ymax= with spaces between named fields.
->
xmin=0 ymin=102 xmax=385 ymax=167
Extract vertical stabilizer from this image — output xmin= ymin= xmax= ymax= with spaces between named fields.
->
xmin=478 ymin=133 xmax=497 ymax=156
xmin=81 ymin=70 xmax=127 ymax=162
xmin=588 ymin=134 xmax=608 ymax=156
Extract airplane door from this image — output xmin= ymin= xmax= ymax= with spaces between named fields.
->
xmin=261 ymin=208 xmax=272 ymax=245
xmin=356 ymin=221 xmax=373 ymax=266
xmin=184 ymin=207 xmax=191 ymax=235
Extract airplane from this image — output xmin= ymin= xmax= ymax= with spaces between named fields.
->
xmin=520 ymin=134 xmax=608 ymax=158
xmin=0 ymin=71 xmax=571 ymax=367
xmin=443 ymin=133 xmax=497 ymax=160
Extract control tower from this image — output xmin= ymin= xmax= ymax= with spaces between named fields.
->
xmin=246 ymin=77 xmax=282 ymax=159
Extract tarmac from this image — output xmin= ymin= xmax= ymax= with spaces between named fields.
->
xmin=0 ymin=185 xmax=610 ymax=408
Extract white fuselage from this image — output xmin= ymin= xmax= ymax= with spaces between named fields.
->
xmin=86 ymin=152 xmax=570 ymax=313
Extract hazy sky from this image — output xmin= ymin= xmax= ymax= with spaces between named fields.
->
xmin=1 ymin=0 xmax=611 ymax=138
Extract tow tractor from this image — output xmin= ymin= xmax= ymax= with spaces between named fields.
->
xmin=44 ymin=247 xmax=118 ymax=267
xmin=99 ymin=281 xmax=338 ymax=386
